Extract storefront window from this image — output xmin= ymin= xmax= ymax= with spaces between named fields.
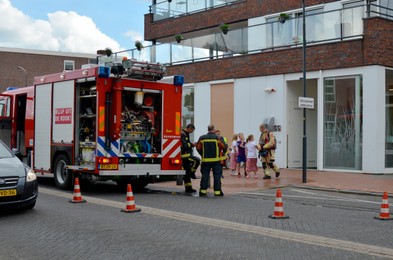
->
xmin=323 ymin=76 xmax=362 ymax=170
xmin=182 ymin=87 xmax=195 ymax=141
xmin=385 ymin=69 xmax=393 ymax=167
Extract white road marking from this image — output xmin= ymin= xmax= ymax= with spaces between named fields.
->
xmin=239 ymin=192 xmax=356 ymax=202
xmin=291 ymin=188 xmax=381 ymax=205
xmin=39 ymin=187 xmax=393 ymax=259
xmin=238 ymin=190 xmax=381 ymax=205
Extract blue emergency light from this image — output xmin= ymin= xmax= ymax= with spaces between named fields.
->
xmin=173 ymin=75 xmax=184 ymax=86
xmin=98 ymin=66 xmax=110 ymax=78
xmin=6 ymin=87 xmax=18 ymax=91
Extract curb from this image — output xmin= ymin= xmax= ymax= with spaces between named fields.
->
xmin=292 ymin=185 xmax=392 ymax=198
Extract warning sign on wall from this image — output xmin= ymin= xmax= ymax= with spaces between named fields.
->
xmin=55 ymin=107 xmax=72 ymax=124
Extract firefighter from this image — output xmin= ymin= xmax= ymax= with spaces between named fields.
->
xmin=215 ymin=129 xmax=228 ymax=176
xmin=196 ymin=124 xmax=227 ymax=197
xmin=181 ymin=124 xmax=200 ymax=193
xmin=259 ymin=124 xmax=280 ymax=179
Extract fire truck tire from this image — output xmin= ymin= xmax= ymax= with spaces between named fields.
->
xmin=53 ymin=154 xmax=73 ymax=190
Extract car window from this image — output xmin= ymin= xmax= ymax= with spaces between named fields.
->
xmin=0 ymin=142 xmax=13 ymax=158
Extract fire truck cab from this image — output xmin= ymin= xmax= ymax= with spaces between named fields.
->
xmin=0 ymin=60 xmax=185 ymax=190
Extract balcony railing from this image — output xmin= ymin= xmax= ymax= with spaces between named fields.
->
xmin=150 ymin=0 xmax=242 ymax=21
xmin=100 ymin=3 xmax=391 ymax=67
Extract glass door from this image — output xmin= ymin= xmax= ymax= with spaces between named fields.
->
xmin=323 ymin=75 xmax=362 ymax=170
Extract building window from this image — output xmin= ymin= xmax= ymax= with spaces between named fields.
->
xmin=182 ymin=86 xmax=195 ymax=141
xmin=342 ymin=2 xmax=364 ymax=37
xmin=323 ymin=76 xmax=362 ymax=170
xmin=294 ymin=8 xmax=323 ymax=43
xmin=0 ymin=96 xmax=11 ymax=117
xmin=64 ymin=60 xmax=75 ymax=71
xmin=266 ymin=16 xmax=292 ymax=48
xmin=88 ymin=58 xmax=98 ymax=64
xmin=385 ymin=69 xmax=393 ymax=167
xmin=379 ymin=0 xmax=393 ymax=18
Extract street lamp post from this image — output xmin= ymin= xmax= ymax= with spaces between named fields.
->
xmin=17 ymin=66 xmax=27 ymax=87
xmin=302 ymin=0 xmax=307 ymax=183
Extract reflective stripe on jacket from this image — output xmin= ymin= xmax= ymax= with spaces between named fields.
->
xmin=196 ymin=132 xmax=226 ymax=163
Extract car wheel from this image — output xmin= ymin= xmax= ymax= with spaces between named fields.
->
xmin=53 ymin=154 xmax=73 ymax=190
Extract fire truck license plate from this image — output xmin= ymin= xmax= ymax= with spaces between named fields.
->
xmin=98 ymin=164 xmax=118 ymax=170
xmin=0 ymin=189 xmax=17 ymax=197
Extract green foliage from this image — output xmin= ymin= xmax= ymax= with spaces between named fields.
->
xmin=135 ymin=41 xmax=144 ymax=51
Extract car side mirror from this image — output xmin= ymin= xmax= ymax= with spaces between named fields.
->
xmin=12 ymin=148 xmax=23 ymax=161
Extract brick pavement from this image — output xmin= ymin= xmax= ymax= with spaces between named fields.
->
xmin=150 ymin=169 xmax=393 ymax=195
xmin=2 ymin=191 xmax=387 ymax=260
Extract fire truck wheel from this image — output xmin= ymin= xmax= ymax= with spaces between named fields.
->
xmin=53 ymin=154 xmax=73 ymax=190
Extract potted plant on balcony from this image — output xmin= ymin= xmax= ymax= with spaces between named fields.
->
xmin=96 ymin=49 xmax=106 ymax=55
xmin=220 ymin=23 xmax=230 ymax=35
xmin=104 ymin=48 xmax=112 ymax=57
xmin=278 ymin=13 xmax=290 ymax=24
xmin=135 ymin=41 xmax=143 ymax=52
xmin=175 ymin=34 xmax=184 ymax=43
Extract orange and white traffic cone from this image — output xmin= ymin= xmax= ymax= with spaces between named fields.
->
xmin=268 ymin=189 xmax=289 ymax=219
xmin=374 ymin=192 xmax=393 ymax=220
xmin=69 ymin=177 xmax=86 ymax=203
xmin=121 ymin=184 xmax=141 ymax=213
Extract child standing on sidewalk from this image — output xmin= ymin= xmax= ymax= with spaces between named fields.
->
xmin=237 ymin=133 xmax=247 ymax=178
xmin=229 ymin=133 xmax=238 ymax=176
xmin=245 ymin=134 xmax=258 ymax=179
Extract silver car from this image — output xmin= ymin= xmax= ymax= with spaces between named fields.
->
xmin=0 ymin=140 xmax=38 ymax=210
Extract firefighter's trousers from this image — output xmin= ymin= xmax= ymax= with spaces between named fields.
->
xmin=182 ymin=156 xmax=200 ymax=184
xmin=261 ymin=150 xmax=279 ymax=176
xmin=199 ymin=162 xmax=222 ymax=194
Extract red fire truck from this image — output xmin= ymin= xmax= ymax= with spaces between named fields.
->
xmin=0 ymin=60 xmax=185 ymax=190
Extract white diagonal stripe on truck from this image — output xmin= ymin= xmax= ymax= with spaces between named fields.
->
xmin=162 ymin=139 xmax=177 ymax=156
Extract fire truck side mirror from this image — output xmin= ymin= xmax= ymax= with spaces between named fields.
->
xmin=173 ymin=75 xmax=184 ymax=86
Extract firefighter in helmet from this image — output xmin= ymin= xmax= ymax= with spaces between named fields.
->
xmin=259 ymin=123 xmax=280 ymax=179
xmin=181 ymin=124 xmax=201 ymax=193
xmin=196 ymin=124 xmax=227 ymax=197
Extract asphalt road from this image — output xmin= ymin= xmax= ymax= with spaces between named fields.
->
xmin=0 ymin=178 xmax=392 ymax=260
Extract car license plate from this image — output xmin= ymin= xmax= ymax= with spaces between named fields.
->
xmin=98 ymin=164 xmax=118 ymax=170
xmin=0 ymin=189 xmax=17 ymax=197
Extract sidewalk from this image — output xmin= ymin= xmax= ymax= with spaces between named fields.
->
xmin=150 ymin=168 xmax=393 ymax=196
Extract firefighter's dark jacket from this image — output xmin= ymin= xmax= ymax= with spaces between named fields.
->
xmin=196 ymin=132 xmax=227 ymax=163
xmin=181 ymin=129 xmax=193 ymax=158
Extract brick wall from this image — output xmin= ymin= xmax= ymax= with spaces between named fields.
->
xmin=166 ymin=39 xmax=364 ymax=83
xmin=145 ymin=0 xmax=337 ymax=40
xmin=157 ymin=16 xmax=393 ymax=83
xmin=363 ymin=17 xmax=393 ymax=67
xmin=0 ymin=52 xmax=93 ymax=92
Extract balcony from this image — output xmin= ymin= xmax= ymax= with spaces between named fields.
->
xmin=150 ymin=0 xmax=243 ymax=21
xmin=100 ymin=3 xmax=392 ymax=68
